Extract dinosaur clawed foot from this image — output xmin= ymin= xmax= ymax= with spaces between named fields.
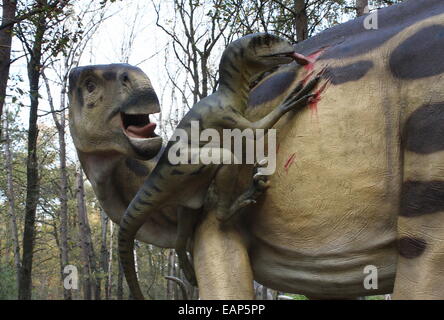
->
xmin=217 ymin=160 xmax=270 ymax=223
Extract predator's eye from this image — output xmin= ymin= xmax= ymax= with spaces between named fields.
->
xmin=85 ymin=80 xmax=96 ymax=93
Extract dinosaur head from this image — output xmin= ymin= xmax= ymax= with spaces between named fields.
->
xmin=68 ymin=64 xmax=163 ymax=160
xmin=227 ymin=33 xmax=308 ymax=74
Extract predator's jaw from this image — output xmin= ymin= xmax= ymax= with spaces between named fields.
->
xmin=243 ymin=33 xmax=309 ymax=71
xmin=259 ymin=50 xmax=295 ymax=65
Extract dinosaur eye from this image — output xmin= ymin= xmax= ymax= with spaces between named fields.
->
xmin=85 ymin=80 xmax=96 ymax=93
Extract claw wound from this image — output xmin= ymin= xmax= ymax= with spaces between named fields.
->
xmin=303 ymin=47 xmax=328 ymax=72
xmin=284 ymin=153 xmax=296 ymax=173
xmin=309 ymin=80 xmax=330 ymax=114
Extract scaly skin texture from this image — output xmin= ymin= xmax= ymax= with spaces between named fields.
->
xmin=232 ymin=0 xmax=444 ymax=299
xmin=69 ymin=0 xmax=444 ymax=300
xmin=118 ymin=33 xmax=320 ymax=299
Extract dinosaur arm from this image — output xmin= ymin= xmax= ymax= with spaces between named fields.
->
xmin=220 ymin=75 xmax=320 ymax=131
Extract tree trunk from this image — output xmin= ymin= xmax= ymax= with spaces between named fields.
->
xmin=3 ymin=115 xmax=21 ymax=290
xmin=166 ymin=249 xmax=176 ymax=300
xmin=76 ymin=167 xmax=101 ymax=299
xmin=18 ymin=9 xmax=46 ymax=300
xmin=117 ymin=256 xmax=124 ymax=300
xmin=356 ymin=0 xmax=369 ymax=16
xmin=106 ymin=221 xmax=114 ymax=300
xmin=76 ymin=168 xmax=92 ymax=300
xmin=0 ymin=0 xmax=17 ymax=137
xmin=294 ymin=0 xmax=308 ymax=42
xmin=100 ymin=208 xmax=109 ymax=299
xmin=43 ymin=71 xmax=72 ymax=300
xmin=57 ymin=99 xmax=71 ymax=300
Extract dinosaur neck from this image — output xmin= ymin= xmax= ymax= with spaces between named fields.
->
xmin=76 ymin=150 xmax=151 ymax=218
xmin=218 ymin=49 xmax=255 ymax=112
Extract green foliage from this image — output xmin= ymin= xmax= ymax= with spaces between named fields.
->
xmin=366 ymin=295 xmax=386 ymax=300
xmin=290 ymin=294 xmax=309 ymax=300
xmin=0 ymin=264 xmax=17 ymax=300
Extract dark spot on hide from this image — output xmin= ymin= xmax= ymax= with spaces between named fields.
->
xmin=400 ymin=180 xmax=444 ymax=217
xmin=325 ymin=60 xmax=374 ymax=85
xmin=102 ymin=71 xmax=117 ymax=81
xmin=76 ymin=87 xmax=84 ymax=107
xmin=397 ymin=237 xmax=427 ymax=259
xmin=403 ymin=102 xmax=444 ymax=154
xmin=248 ymin=71 xmax=296 ymax=107
xmin=125 ymin=158 xmax=149 ymax=176
xmin=390 ymin=25 xmax=444 ymax=79
xmin=293 ymin=1 xmax=444 ymax=60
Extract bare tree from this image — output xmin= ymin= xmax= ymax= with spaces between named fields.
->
xmin=0 ymin=0 xmax=68 ymax=139
xmin=40 ymin=1 xmax=108 ymax=299
xmin=117 ymin=255 xmax=124 ymax=300
xmin=356 ymin=0 xmax=369 ymax=16
xmin=2 ymin=113 xmax=21 ymax=290
xmin=99 ymin=208 xmax=109 ymax=299
xmin=13 ymin=0 xmax=75 ymax=300
xmin=106 ymin=221 xmax=114 ymax=299
xmin=0 ymin=0 xmax=18 ymax=138
xmin=75 ymin=166 xmax=100 ymax=299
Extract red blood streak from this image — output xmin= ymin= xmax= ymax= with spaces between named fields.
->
xmin=284 ymin=153 xmax=296 ymax=173
xmin=303 ymin=47 xmax=328 ymax=72
xmin=309 ymin=81 xmax=329 ymax=114
xmin=301 ymin=70 xmax=314 ymax=85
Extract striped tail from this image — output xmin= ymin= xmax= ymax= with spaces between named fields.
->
xmin=118 ymin=183 xmax=156 ymax=300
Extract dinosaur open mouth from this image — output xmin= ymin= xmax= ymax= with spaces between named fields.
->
xmin=261 ymin=51 xmax=294 ymax=59
xmin=121 ymin=113 xmax=157 ymax=139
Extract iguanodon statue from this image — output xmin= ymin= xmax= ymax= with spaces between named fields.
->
xmin=68 ymin=0 xmax=444 ymax=299
xmin=117 ymin=33 xmax=321 ymax=300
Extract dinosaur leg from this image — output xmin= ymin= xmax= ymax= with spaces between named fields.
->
xmin=176 ymin=206 xmax=199 ymax=287
xmin=217 ymin=160 xmax=270 ymax=223
xmin=194 ymin=199 xmax=255 ymax=299
xmin=393 ymin=133 xmax=444 ymax=299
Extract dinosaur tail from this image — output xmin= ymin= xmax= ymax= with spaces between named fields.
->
xmin=118 ymin=182 xmax=156 ymax=300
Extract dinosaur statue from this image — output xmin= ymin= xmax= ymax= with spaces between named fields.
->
xmin=117 ymin=33 xmax=321 ymax=300
xmin=68 ymin=0 xmax=444 ymax=299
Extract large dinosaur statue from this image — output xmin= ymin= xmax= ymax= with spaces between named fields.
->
xmin=118 ymin=33 xmax=321 ymax=300
xmin=68 ymin=0 xmax=444 ymax=299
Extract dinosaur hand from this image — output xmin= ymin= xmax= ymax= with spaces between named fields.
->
xmin=280 ymin=69 xmax=325 ymax=113
xmin=253 ymin=159 xmax=271 ymax=191
xmin=220 ymin=160 xmax=271 ymax=223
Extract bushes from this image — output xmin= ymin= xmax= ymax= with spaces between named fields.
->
xmin=0 ymin=264 xmax=17 ymax=300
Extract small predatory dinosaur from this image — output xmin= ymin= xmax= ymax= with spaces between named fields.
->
xmin=118 ymin=33 xmax=321 ymax=299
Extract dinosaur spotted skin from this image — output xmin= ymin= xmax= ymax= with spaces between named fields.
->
xmin=69 ymin=0 xmax=444 ymax=300
xmin=118 ymin=33 xmax=321 ymax=299
xmin=225 ymin=0 xmax=444 ymax=299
